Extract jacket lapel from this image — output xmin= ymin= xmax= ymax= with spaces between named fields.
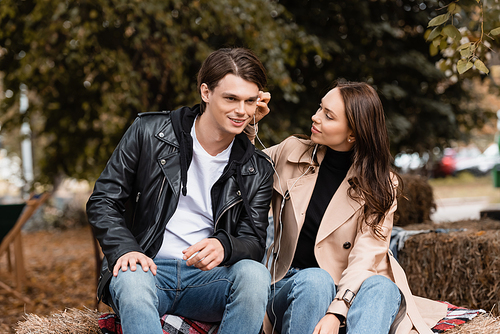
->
xmin=155 ymin=118 xmax=181 ymax=199
xmin=287 ymin=173 xmax=317 ymax=232
xmin=284 ymin=145 xmax=323 ymax=231
xmin=316 ymin=168 xmax=363 ymax=244
xmin=284 ymin=145 xmax=363 ymax=242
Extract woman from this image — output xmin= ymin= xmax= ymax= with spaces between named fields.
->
xmin=251 ymin=81 xmax=446 ymax=334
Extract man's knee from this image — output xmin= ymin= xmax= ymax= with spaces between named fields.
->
xmin=230 ymin=260 xmax=271 ymax=300
xmin=109 ymin=265 xmax=156 ymax=302
xmin=232 ymin=260 xmax=271 ymax=285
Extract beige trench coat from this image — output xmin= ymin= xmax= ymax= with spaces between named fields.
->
xmin=262 ymin=136 xmax=446 ymax=334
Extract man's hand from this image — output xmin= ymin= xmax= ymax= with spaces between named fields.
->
xmin=253 ymin=91 xmax=271 ymax=124
xmin=313 ymin=313 xmax=341 ymax=334
xmin=182 ymin=238 xmax=224 ymax=271
xmin=113 ymin=251 xmax=157 ymax=277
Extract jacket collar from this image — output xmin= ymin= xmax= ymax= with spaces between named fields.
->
xmin=155 ymin=117 xmax=178 ymax=148
xmin=286 ymin=141 xmax=325 ymax=166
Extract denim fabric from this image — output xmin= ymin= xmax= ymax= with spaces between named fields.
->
xmin=267 ymin=268 xmax=401 ymax=334
xmin=109 ymin=259 xmax=271 ymax=334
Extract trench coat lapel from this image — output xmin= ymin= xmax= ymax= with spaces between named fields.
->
xmin=287 ymin=173 xmax=317 ymax=232
xmin=284 ymin=144 xmax=323 ymax=231
xmin=316 ymin=168 xmax=363 ymax=244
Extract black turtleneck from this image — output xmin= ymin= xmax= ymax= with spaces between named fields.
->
xmin=291 ymin=147 xmax=353 ymax=269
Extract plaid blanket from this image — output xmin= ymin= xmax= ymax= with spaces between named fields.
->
xmin=432 ymin=301 xmax=485 ymax=333
xmin=98 ymin=313 xmax=218 ymax=334
xmin=98 ymin=301 xmax=484 ymax=334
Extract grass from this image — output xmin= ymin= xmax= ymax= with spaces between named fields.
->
xmin=428 ymin=172 xmax=500 ymax=203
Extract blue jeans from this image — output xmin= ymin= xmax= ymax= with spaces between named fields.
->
xmin=109 ymin=259 xmax=271 ymax=334
xmin=267 ymin=268 xmax=401 ymax=334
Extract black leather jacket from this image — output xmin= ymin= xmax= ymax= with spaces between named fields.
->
xmin=86 ymin=105 xmax=274 ymax=305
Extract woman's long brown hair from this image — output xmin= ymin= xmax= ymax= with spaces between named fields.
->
xmin=298 ymin=81 xmax=402 ymax=239
xmin=337 ymin=81 xmax=402 ymax=239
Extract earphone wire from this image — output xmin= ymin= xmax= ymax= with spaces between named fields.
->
xmin=253 ymin=116 xmax=317 ymax=332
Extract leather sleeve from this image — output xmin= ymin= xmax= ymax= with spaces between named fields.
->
xmin=86 ymin=117 xmax=144 ymax=271
xmin=216 ymin=159 xmax=274 ymax=266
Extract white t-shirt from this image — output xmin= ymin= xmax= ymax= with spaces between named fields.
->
xmin=155 ymin=120 xmax=233 ymax=260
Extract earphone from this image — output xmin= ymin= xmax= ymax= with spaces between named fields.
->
xmin=253 ymin=118 xmax=318 ymax=331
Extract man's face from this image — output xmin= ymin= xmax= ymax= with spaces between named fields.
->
xmin=200 ymin=74 xmax=259 ymax=137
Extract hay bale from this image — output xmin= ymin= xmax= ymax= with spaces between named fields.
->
xmin=15 ymin=308 xmax=101 ymax=334
xmin=399 ymin=222 xmax=500 ymax=314
xmin=395 ymin=174 xmax=436 ymax=226
xmin=446 ymin=313 xmax=500 ymax=333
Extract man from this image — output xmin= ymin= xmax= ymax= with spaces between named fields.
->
xmin=87 ymin=48 xmax=274 ymax=334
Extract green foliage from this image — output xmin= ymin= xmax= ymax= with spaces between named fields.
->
xmin=425 ymin=0 xmax=500 ymax=75
xmin=0 ymin=0 xmax=490 ymax=184
xmin=269 ymin=0 xmax=487 ymax=155
xmin=0 ymin=0 xmax=322 ymax=182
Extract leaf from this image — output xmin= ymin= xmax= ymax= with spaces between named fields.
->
xmin=426 ymin=27 xmax=442 ymax=41
xmin=448 ymin=4 xmax=461 ymax=14
xmin=430 ymin=43 xmax=439 ymax=57
xmin=428 ymin=13 xmax=450 ymax=27
xmin=457 ymin=59 xmax=473 ymax=74
xmin=460 ymin=47 xmax=472 ymax=58
xmin=474 ymin=59 xmax=489 ymax=74
xmin=440 ymin=38 xmax=448 ymax=50
xmin=433 ymin=37 xmax=442 ymax=47
xmin=457 ymin=42 xmax=473 ymax=50
xmin=491 ymin=27 xmax=500 ymax=36
xmin=442 ymin=25 xmax=461 ymax=41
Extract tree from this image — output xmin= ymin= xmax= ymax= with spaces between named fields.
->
xmin=0 ymin=0 xmax=490 ymax=184
xmin=267 ymin=0 xmax=490 ymax=156
xmin=0 ymin=0 xmax=323 ymax=184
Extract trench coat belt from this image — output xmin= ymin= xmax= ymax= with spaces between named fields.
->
xmin=389 ymin=253 xmax=433 ymax=334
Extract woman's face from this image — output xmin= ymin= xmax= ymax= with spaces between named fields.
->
xmin=310 ymin=87 xmax=355 ymax=152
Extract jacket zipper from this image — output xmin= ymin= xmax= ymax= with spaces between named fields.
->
xmin=131 ymin=191 xmax=141 ymax=227
xmin=156 ymin=177 xmax=166 ymax=205
xmin=214 ymin=198 xmax=242 ymax=230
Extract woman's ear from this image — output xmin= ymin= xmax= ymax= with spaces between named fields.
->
xmin=347 ymin=133 xmax=356 ymax=143
xmin=200 ymin=83 xmax=210 ymax=103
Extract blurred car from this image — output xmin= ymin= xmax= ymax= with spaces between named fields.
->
xmin=434 ymin=147 xmax=456 ymax=177
xmin=435 ymin=144 xmax=500 ymax=177
xmin=455 ymin=143 xmax=500 ymax=176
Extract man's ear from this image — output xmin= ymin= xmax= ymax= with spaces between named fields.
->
xmin=200 ymin=83 xmax=210 ymax=103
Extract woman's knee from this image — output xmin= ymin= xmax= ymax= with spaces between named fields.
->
xmin=293 ymin=268 xmax=335 ymax=294
xmin=285 ymin=268 xmax=336 ymax=306
xmin=359 ymin=275 xmax=400 ymax=303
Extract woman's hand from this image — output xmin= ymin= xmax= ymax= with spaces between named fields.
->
xmin=253 ymin=91 xmax=271 ymax=124
xmin=313 ymin=313 xmax=341 ymax=334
